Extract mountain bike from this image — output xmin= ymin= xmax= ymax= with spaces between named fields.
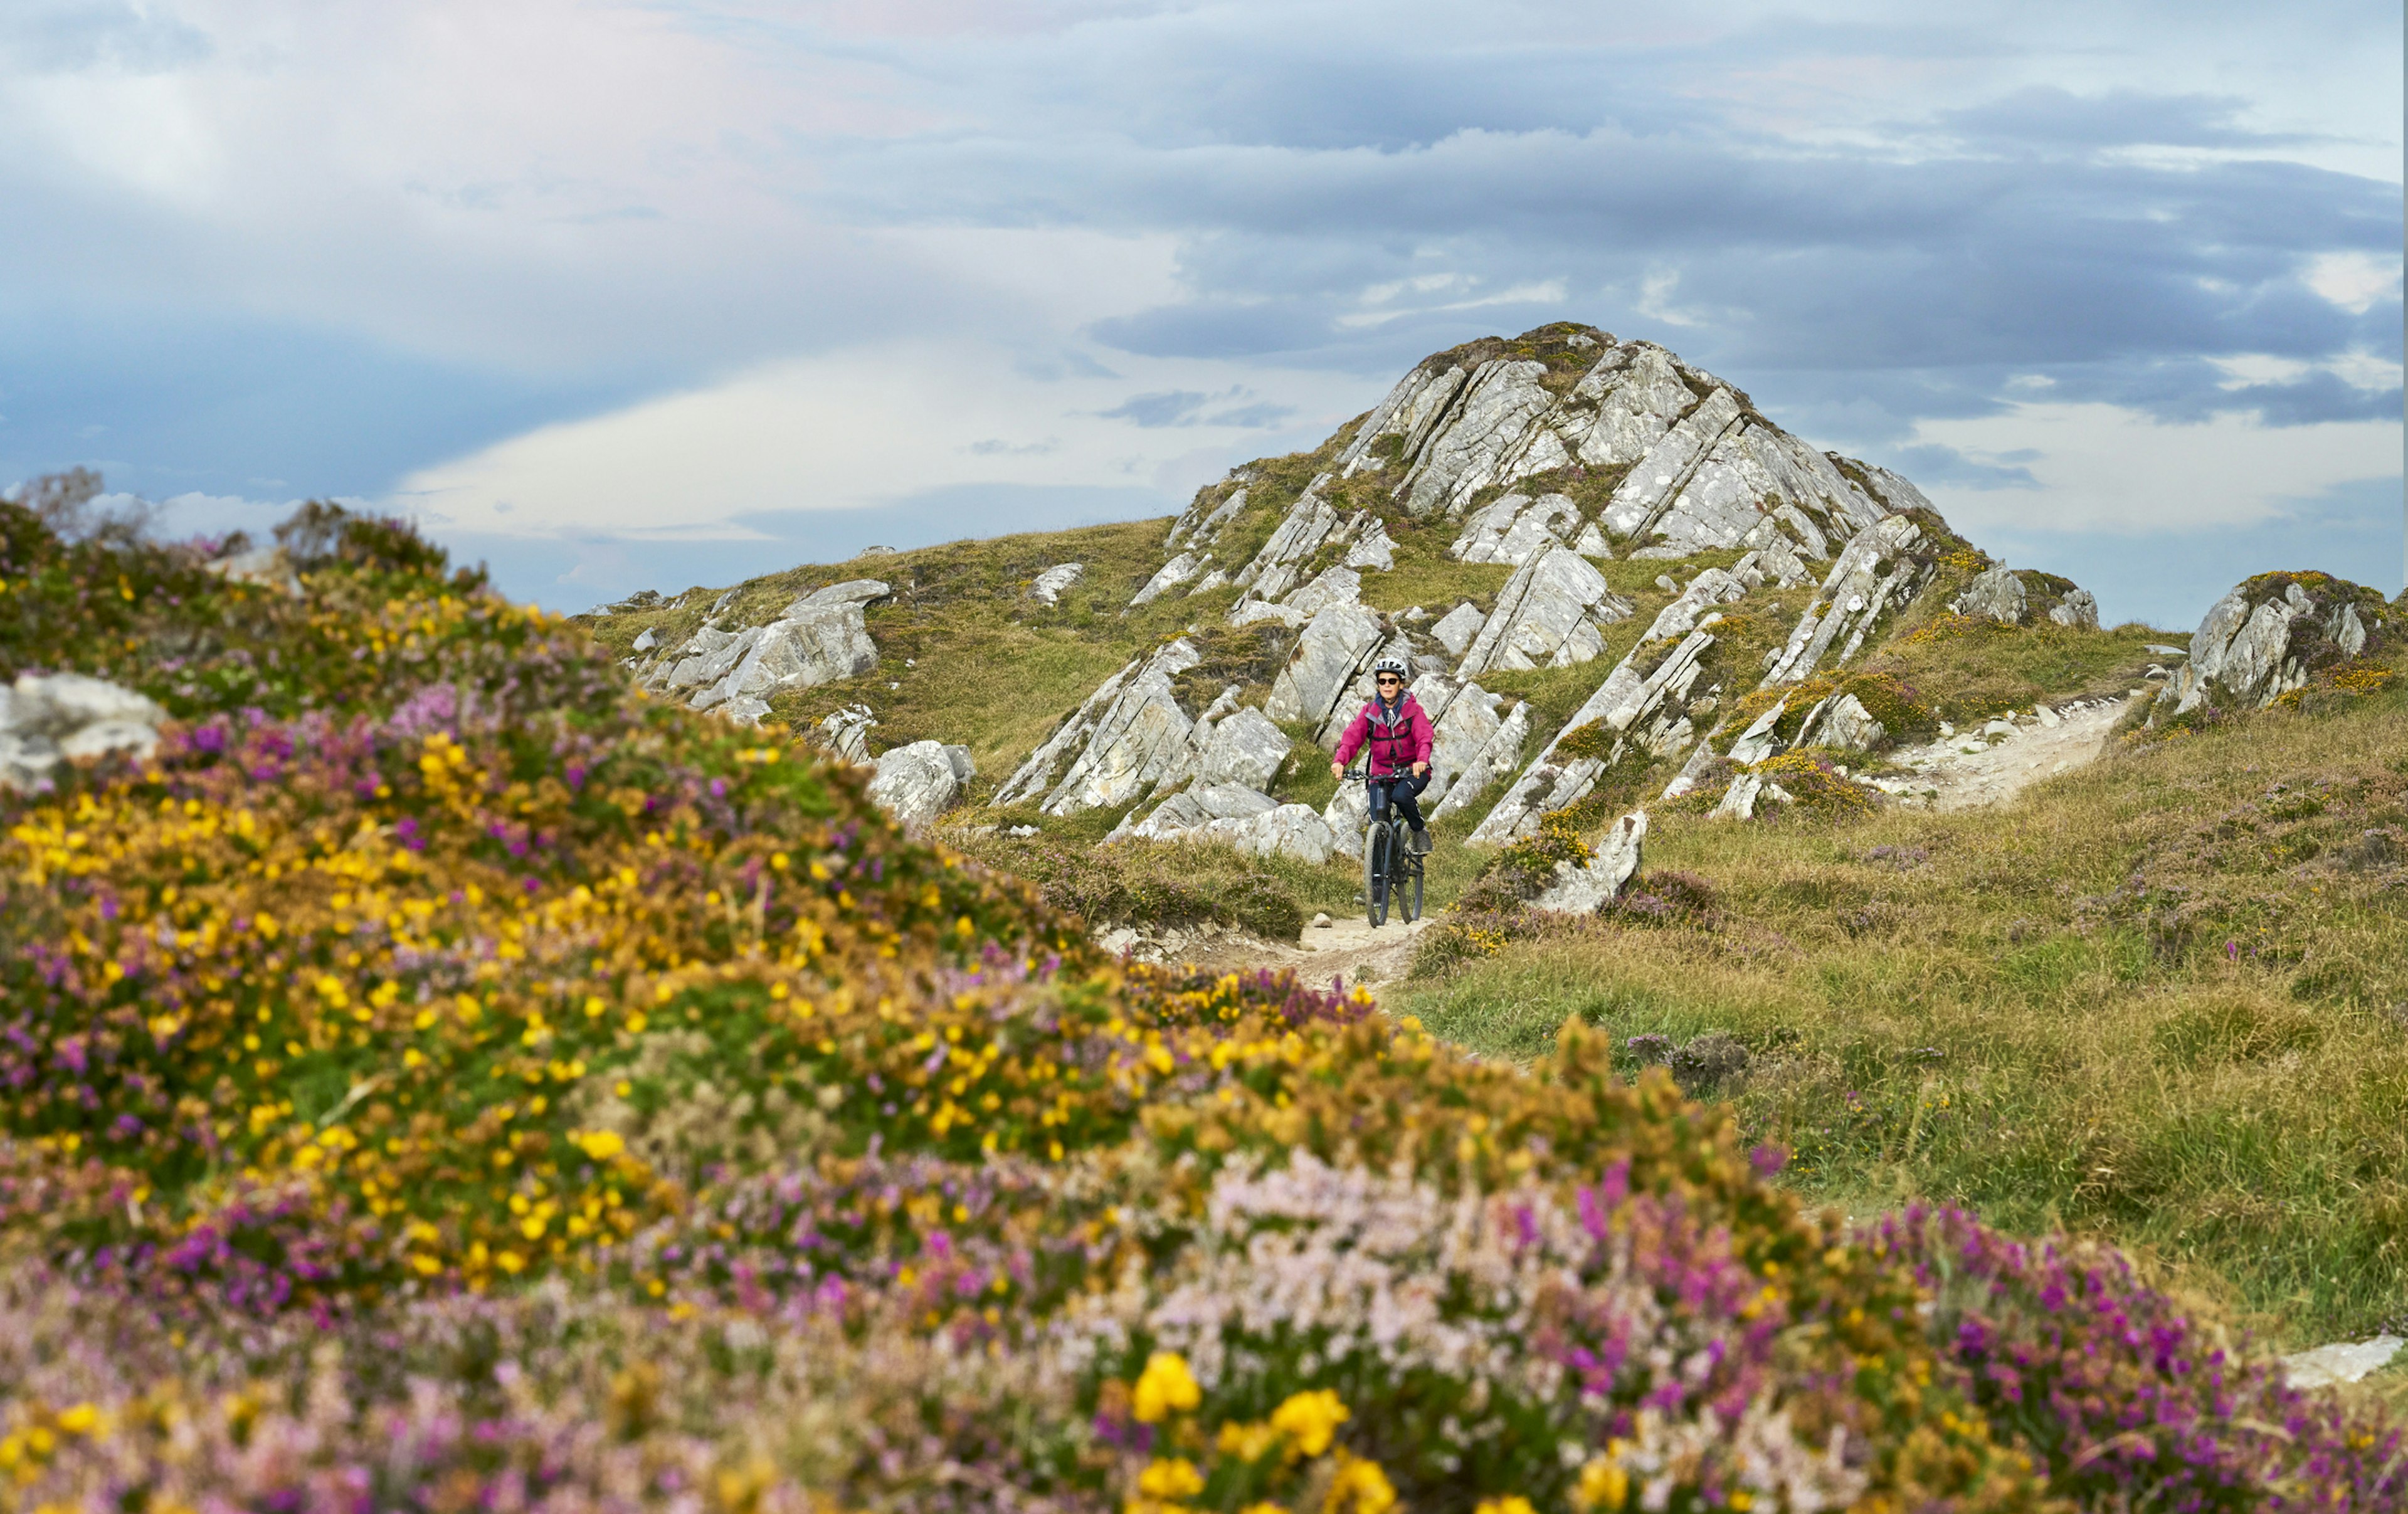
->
xmin=1346 ymin=765 xmax=1425 ymax=928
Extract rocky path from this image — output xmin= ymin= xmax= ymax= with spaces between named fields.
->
xmin=1869 ymin=691 xmax=2141 ymax=811
xmin=1097 ymin=913 xmax=1435 ymax=995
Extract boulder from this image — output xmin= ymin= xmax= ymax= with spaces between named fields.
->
xmin=631 ymin=628 xmax=658 ymax=652
xmin=1453 ymin=547 xmax=1636 ymax=676
xmin=2048 ymin=589 xmax=2099 ymax=629
xmin=2164 ymin=572 xmax=2393 ymax=715
xmin=1802 ymin=691 xmax=1885 ymax=753
xmin=1960 ymin=566 xmax=2027 ymax=624
xmin=1399 ymin=360 xmax=1556 ymax=515
xmin=1723 ymin=698 xmax=1788 ymax=765
xmin=1432 ymin=602 xmax=1486 ymax=657
xmin=1533 ymin=811 xmax=1647 ymax=913
xmin=1571 ymin=521 xmax=1615 ymax=559
xmin=865 ymin=741 xmax=976 ymax=831
xmin=1228 ymin=599 xmax=1309 ymax=629
xmin=1341 ymin=521 xmax=1397 ymax=571
xmin=0 ymin=672 xmax=167 ymax=791
xmin=1188 ymin=569 xmax=1231 ymax=597
xmin=1639 ymin=565 xmax=1750 ymax=643
xmin=1124 ymin=789 xmax=1337 ymax=865
xmin=816 ymin=703 xmax=877 ymax=764
xmin=1712 ymin=772 xmax=1764 ymax=820
xmin=1030 ymin=563 xmax=1085 ymax=604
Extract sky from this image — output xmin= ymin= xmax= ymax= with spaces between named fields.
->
xmin=0 ymin=0 xmax=2399 ymax=629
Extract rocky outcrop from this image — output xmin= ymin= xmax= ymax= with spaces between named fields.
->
xmin=1761 ymin=516 xmax=1931 ymax=686
xmin=1799 ymin=692 xmax=1884 ymax=753
xmin=1532 ymin=811 xmax=1646 ymax=913
xmin=2163 ymin=572 xmax=2393 ymax=715
xmin=1637 ymin=544 xmax=1812 ymax=645
xmin=866 ymin=741 xmax=975 ymax=830
xmin=645 ymin=580 xmax=888 ymax=717
xmin=1449 ymin=492 xmax=1584 ymax=566
xmin=993 ymin=639 xmax=1203 ymax=814
xmin=0 ymin=672 xmax=167 ymax=791
xmin=1956 ymin=565 xmax=2099 ymax=631
xmin=1163 ymin=481 xmax=1250 ymax=553
xmin=1229 ymin=476 xmax=1371 ymax=606
xmin=1453 ymin=547 xmax=1635 ymax=677
xmin=1465 ymin=629 xmax=1716 ymax=844
xmin=1117 ymin=784 xmax=1339 ymax=865
xmin=996 ymin=643 xmax=1299 ymax=820
xmin=1030 ymin=563 xmax=1084 ymax=605
xmin=1265 ymin=601 xmax=1390 ymax=733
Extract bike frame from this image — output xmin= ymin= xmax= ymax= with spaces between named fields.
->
xmin=1346 ymin=767 xmax=1424 ymax=928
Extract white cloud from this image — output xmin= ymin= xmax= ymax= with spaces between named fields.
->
xmin=1908 ymin=401 xmax=2403 ymax=535
xmin=2305 ymin=250 xmax=2403 ymax=314
xmin=391 ymin=338 xmax=1380 ymax=539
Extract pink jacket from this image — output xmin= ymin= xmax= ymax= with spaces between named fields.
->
xmin=1333 ymin=693 xmax=1433 ymax=776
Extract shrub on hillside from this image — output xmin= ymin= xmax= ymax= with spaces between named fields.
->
xmin=0 ymin=497 xmax=2395 ymax=1510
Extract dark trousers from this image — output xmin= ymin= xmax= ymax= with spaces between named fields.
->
xmin=1368 ymin=771 xmax=1430 ymax=831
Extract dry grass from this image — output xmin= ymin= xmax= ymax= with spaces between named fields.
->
xmin=1393 ymin=667 xmax=2408 ymax=1344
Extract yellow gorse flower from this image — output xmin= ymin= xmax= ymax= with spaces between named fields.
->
xmin=1131 ymin=1352 xmax=1201 ymax=1423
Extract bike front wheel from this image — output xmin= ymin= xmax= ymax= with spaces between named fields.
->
xmin=1402 ymin=843 xmax=1423 ymax=924
xmin=1364 ymin=825 xmax=1391 ymax=928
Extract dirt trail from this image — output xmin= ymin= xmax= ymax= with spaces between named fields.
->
xmin=1097 ymin=913 xmax=1435 ymax=995
xmin=1869 ymin=691 xmax=2142 ymax=811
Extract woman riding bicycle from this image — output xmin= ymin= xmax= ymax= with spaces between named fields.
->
xmin=1330 ymin=654 xmax=1434 ymax=854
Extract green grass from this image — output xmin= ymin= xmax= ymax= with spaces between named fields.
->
xmin=1388 ymin=667 xmax=2408 ymax=1344
xmin=1867 ymin=613 xmax=2180 ymax=725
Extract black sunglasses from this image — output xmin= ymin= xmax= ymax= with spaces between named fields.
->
xmin=1375 ymin=674 xmax=1403 ymax=683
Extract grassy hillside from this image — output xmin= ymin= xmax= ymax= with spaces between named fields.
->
xmin=1396 ymin=660 xmax=2408 ymax=1349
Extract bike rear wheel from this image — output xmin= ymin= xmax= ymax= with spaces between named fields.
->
xmin=1364 ymin=824 xmax=1391 ymax=928
xmin=1402 ymin=838 xmax=1423 ymax=924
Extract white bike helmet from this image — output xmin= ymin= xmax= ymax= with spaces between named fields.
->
xmin=1370 ymin=654 xmax=1410 ymax=679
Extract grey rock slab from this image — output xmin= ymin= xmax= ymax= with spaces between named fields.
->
xmin=1227 ymin=598 xmax=1309 ymax=629
xmin=1807 ymin=692 xmax=1885 ymax=753
xmin=0 ymin=673 xmax=167 ymax=791
xmin=1131 ymin=550 xmax=1208 ymax=607
xmin=1571 ymin=520 xmax=1615 ymax=559
xmin=1464 ymin=628 xmax=1714 ymax=845
xmin=1194 ymin=706 xmax=1292 ymax=790
xmin=816 ymin=703 xmax=877 ymax=764
xmin=1265 ymin=601 xmax=1388 ymax=732
xmin=1566 ymin=342 xmax=1695 ymax=468
xmin=1724 ymin=697 xmax=1788 ymax=765
xmin=1030 ymin=562 xmax=1085 ymax=604
xmin=1599 ymin=388 xmax=1745 ymax=543
xmin=1713 ymin=772 xmax=1764 ymax=820
xmin=1449 ymin=492 xmax=1583 ymax=566
xmin=1432 ymin=700 xmax=1530 ymax=820
xmin=866 ymin=740 xmax=973 ymax=831
xmin=1232 ymin=477 xmax=1346 ymax=601
xmin=2279 ymin=1335 xmax=2402 ymax=1389
xmin=1336 ymin=364 xmax=1471 ymax=477
xmin=631 ymin=628 xmax=658 ymax=652
xmin=1432 ymin=602 xmax=1487 ymax=657
xmin=1284 ymin=565 xmax=1363 ymax=617
xmin=1034 ymin=639 xmax=1205 ymax=815
xmin=2161 ymin=576 xmax=2382 ymax=715
xmin=1533 ymin=811 xmax=1647 ymax=913
xmin=1186 ymin=568 xmax=1231 ymax=597
xmin=1454 ymin=547 xmax=1635 ymax=678
xmin=1341 ymin=521 xmax=1397 ymax=571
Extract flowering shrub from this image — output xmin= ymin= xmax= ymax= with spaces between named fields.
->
xmin=1 ymin=500 xmax=2397 ymax=1510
